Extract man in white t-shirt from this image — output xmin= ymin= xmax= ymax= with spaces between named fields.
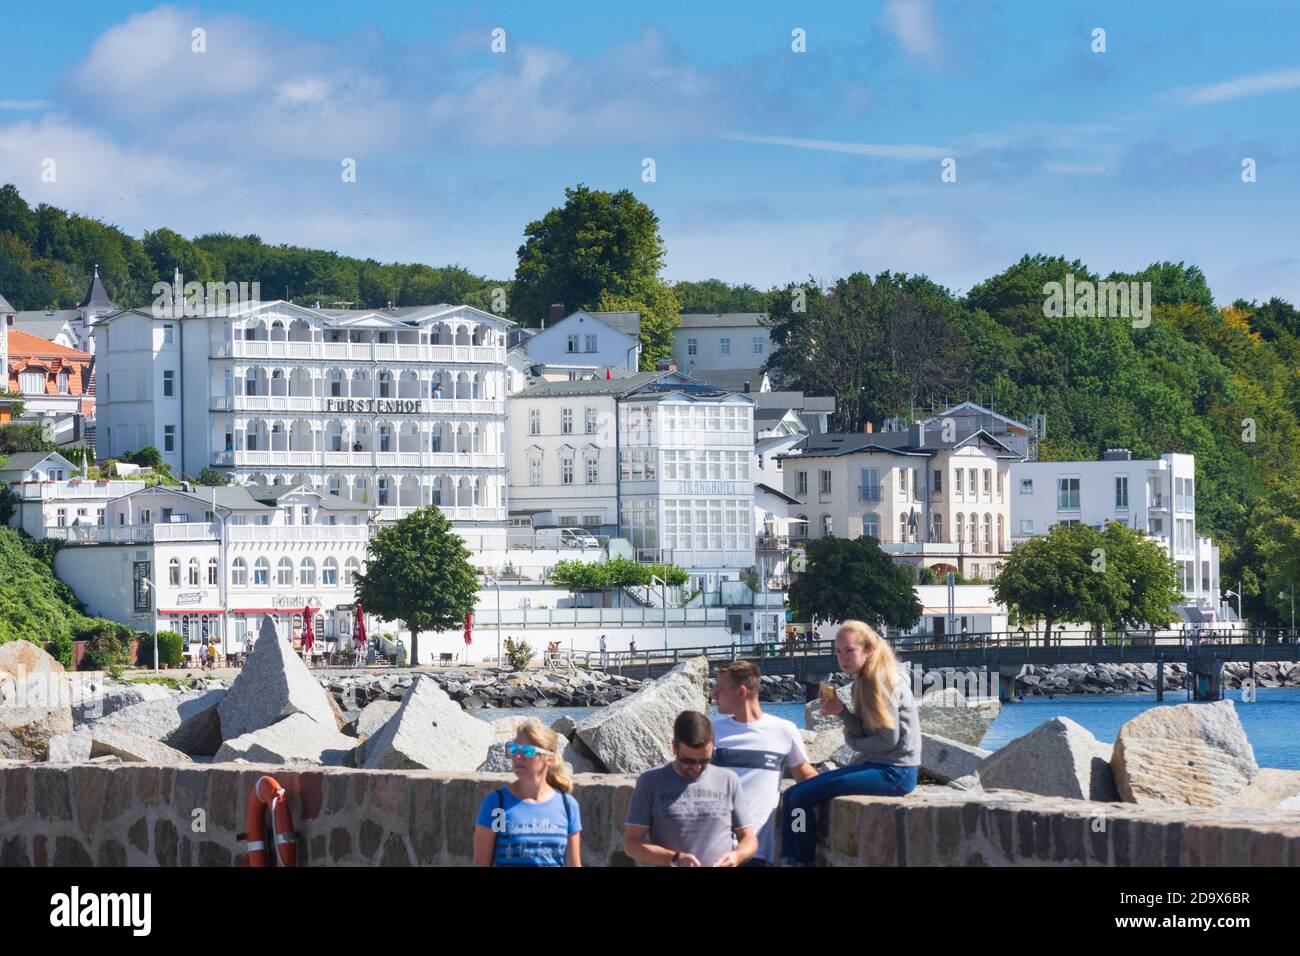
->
xmin=711 ymin=660 xmax=817 ymax=865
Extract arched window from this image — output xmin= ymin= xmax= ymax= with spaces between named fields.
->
xmin=969 ymin=514 xmax=978 ymax=546
xmin=899 ymin=513 xmax=908 ymax=543
xmin=821 ymin=514 xmax=832 ymax=538
xmin=862 ymin=513 xmax=879 ymax=540
xmin=300 ymin=558 xmax=316 ymax=586
xmin=983 ymin=513 xmax=993 ymax=553
xmin=187 ymin=558 xmax=200 ymax=586
xmin=253 ymin=558 xmax=270 ymax=587
xmin=231 ymin=558 xmax=247 ymax=587
xmin=169 ymin=557 xmax=180 ymax=586
xmin=277 ymin=558 xmax=293 ymax=586
xmin=344 ymin=558 xmax=361 ymax=585
xmin=956 ymin=512 xmax=964 ymax=542
xmin=323 ymin=558 xmax=338 ymax=586
xmin=377 ymin=371 xmax=393 ymax=398
xmin=997 ymin=514 xmax=1005 ymax=552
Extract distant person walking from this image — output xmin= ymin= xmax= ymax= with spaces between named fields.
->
xmin=599 ymin=633 xmax=607 ymax=667
xmin=778 ymin=620 xmax=919 ymax=866
xmin=624 ymin=711 xmax=757 ymax=867
xmin=473 ymin=718 xmax=581 ymax=867
xmin=629 ymin=637 xmax=637 ymax=657
xmin=712 ymin=661 xmax=816 ymax=866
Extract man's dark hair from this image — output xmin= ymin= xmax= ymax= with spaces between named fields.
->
xmin=673 ymin=710 xmax=713 ymax=748
xmin=716 ymin=660 xmax=761 ymax=697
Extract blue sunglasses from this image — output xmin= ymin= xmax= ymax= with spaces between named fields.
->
xmin=506 ymin=742 xmax=553 ymax=758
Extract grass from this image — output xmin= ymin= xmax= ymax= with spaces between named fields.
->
xmin=124 ymin=675 xmax=187 ymax=690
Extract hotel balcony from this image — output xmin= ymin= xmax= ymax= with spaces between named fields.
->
xmin=213 ymin=450 xmax=505 ymax=470
xmin=10 ymin=480 xmax=142 ymax=501
xmin=211 ymin=340 xmax=506 ymax=364
xmin=211 ymin=395 xmax=505 ymax=416
xmin=45 ymin=522 xmax=221 ymax=545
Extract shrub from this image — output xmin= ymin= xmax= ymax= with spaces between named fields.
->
xmin=155 ymin=630 xmax=185 ymax=667
xmin=77 ymin=618 xmax=136 ymax=673
xmin=197 ymin=467 xmax=230 ymax=486
xmin=123 ymin=446 xmax=165 ymax=471
xmin=504 ymin=636 xmax=534 ymax=671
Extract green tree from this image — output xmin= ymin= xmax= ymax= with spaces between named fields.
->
xmin=1246 ymin=480 xmax=1300 ymax=625
xmin=353 ymin=506 xmax=479 ymax=665
xmin=550 ymin=559 xmax=605 ymax=591
xmin=1096 ymin=521 xmax=1182 ymax=631
xmin=992 ymin=524 xmax=1110 ymax=642
xmin=197 ymin=468 xmax=231 ymax=486
xmin=0 ymin=423 xmax=55 ymax=455
xmin=512 ymin=184 xmax=677 ymax=363
xmin=788 ymin=536 xmax=921 ymax=630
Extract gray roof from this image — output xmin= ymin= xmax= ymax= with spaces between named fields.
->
xmin=780 ymin=427 xmax=1018 ymax=460
xmin=514 ymin=371 xmax=672 ymax=399
xmin=689 ymin=368 xmax=767 ymax=392
xmin=79 ymin=272 xmax=115 ymax=310
xmin=754 ymin=407 xmax=798 ymax=421
xmin=247 ymin=485 xmax=372 ymax=511
xmin=12 ymin=311 xmax=80 ymax=341
xmin=588 ymin=311 xmax=640 ymax=337
xmin=0 ymin=292 xmax=14 ymax=314
xmin=132 ymin=483 xmax=372 ymax=512
xmin=676 ymin=312 xmax=767 ymax=329
xmin=0 ymin=451 xmax=75 ymax=473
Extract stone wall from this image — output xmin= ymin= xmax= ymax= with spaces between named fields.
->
xmin=2 ymin=761 xmax=1298 ymax=867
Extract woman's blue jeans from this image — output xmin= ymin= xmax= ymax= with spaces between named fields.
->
xmin=779 ymin=762 xmax=918 ymax=865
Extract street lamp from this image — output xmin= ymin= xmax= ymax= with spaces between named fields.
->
xmin=139 ymin=577 xmax=158 ymax=671
xmin=1225 ymin=588 xmax=1242 ymax=623
xmin=650 ymin=574 xmax=669 ymax=652
xmin=483 ymin=573 xmax=502 ymax=666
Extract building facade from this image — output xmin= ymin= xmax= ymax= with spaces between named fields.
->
xmin=507 ymin=371 xmax=757 ymax=589
xmin=5 ymin=329 xmax=95 ymax=445
xmin=671 ymin=313 xmax=771 ymax=374
xmin=93 ymin=300 xmax=512 ymax=549
xmin=779 ymin=425 xmax=1021 ymax=580
xmin=1009 ymin=450 xmax=1224 ymax=621
xmin=49 ymin=483 xmax=374 ymax=652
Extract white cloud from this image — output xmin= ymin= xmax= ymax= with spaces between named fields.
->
xmin=1172 ymin=66 xmax=1300 ymax=104
xmin=1044 ymin=163 xmax=1110 ymax=175
xmin=882 ymin=0 xmax=942 ymax=64
xmin=724 ymin=132 xmax=951 ymax=160
xmin=0 ymin=100 xmax=56 ymax=111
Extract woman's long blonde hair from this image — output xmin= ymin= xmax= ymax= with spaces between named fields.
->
xmin=517 ymin=718 xmax=573 ymax=794
xmin=839 ymin=620 xmax=901 ymax=732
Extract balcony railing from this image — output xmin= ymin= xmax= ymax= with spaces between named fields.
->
xmin=215 ymin=450 xmax=506 ymax=469
xmin=11 ymin=480 xmax=141 ymax=500
xmin=225 ymin=524 xmax=370 ymax=542
xmin=45 ymin=522 xmax=220 ymax=545
xmin=211 ymin=340 xmax=506 ymax=364
xmin=211 ymin=396 xmax=505 ymax=416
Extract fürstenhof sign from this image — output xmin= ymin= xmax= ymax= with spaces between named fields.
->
xmin=324 ymin=398 xmax=422 ymax=414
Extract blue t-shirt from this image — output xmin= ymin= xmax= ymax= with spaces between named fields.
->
xmin=475 ymin=788 xmax=581 ymax=866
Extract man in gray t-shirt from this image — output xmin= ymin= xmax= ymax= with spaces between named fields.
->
xmin=624 ymin=711 xmax=757 ymax=867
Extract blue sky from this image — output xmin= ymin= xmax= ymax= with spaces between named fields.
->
xmin=2 ymin=1 xmax=1299 ymax=303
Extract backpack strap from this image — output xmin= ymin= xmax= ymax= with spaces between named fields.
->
xmin=562 ymin=791 xmax=573 ymax=865
xmin=489 ymin=788 xmax=507 ymax=868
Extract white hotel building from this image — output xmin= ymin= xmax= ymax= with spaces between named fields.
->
xmin=1010 ymin=450 xmax=1227 ymax=624
xmin=507 ymin=371 xmax=757 ymax=589
xmin=93 ymin=300 xmax=512 ymax=549
xmin=48 ymin=483 xmax=374 ymax=651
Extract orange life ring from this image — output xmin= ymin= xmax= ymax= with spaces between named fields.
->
xmin=243 ymin=775 xmax=297 ymax=867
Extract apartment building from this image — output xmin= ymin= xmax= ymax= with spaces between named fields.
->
xmin=672 ymin=313 xmax=772 ymax=374
xmin=778 ymin=424 xmax=1021 ymax=579
xmin=1010 ymin=450 xmax=1224 ymax=621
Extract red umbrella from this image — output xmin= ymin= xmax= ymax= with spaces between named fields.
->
xmin=463 ymin=611 xmax=473 ymax=645
xmin=354 ymin=604 xmax=368 ymax=648
xmin=302 ymin=606 xmax=315 ymax=653
xmin=605 ymin=367 xmax=612 ymax=380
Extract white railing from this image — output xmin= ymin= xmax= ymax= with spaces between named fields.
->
xmin=213 ymin=341 xmax=506 ymax=364
xmin=12 ymin=480 xmax=141 ymax=500
xmin=212 ymin=397 xmax=505 ymax=416
xmin=226 ymin=524 xmax=370 ymax=542
xmin=211 ymin=395 xmax=316 ymax=412
xmin=377 ymin=505 xmax=503 ymax=522
xmin=472 ymin=607 xmax=729 ymax=628
xmin=46 ymin=522 xmax=220 ymax=544
xmin=212 ymin=450 xmax=319 ymax=467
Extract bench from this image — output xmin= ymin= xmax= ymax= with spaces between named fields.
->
xmin=439 ymin=652 xmax=456 ymax=665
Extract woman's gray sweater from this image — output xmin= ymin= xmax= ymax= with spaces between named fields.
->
xmin=837 ymin=666 xmax=921 ymax=767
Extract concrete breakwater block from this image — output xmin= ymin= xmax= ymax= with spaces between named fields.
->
xmin=215 ymin=713 xmax=356 ymax=767
xmin=1112 ymin=700 xmax=1258 ymax=807
xmin=574 ymin=656 xmax=709 ymax=775
xmin=978 ymin=716 xmax=1118 ymax=801
xmin=362 ymin=675 xmax=495 ymax=771
xmin=218 ymin=617 xmax=336 ymax=740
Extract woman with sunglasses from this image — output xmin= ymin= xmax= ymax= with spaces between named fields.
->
xmin=473 ymin=718 xmax=582 ymax=867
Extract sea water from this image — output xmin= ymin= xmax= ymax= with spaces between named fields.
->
xmin=471 ymin=687 xmax=1300 ymax=770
